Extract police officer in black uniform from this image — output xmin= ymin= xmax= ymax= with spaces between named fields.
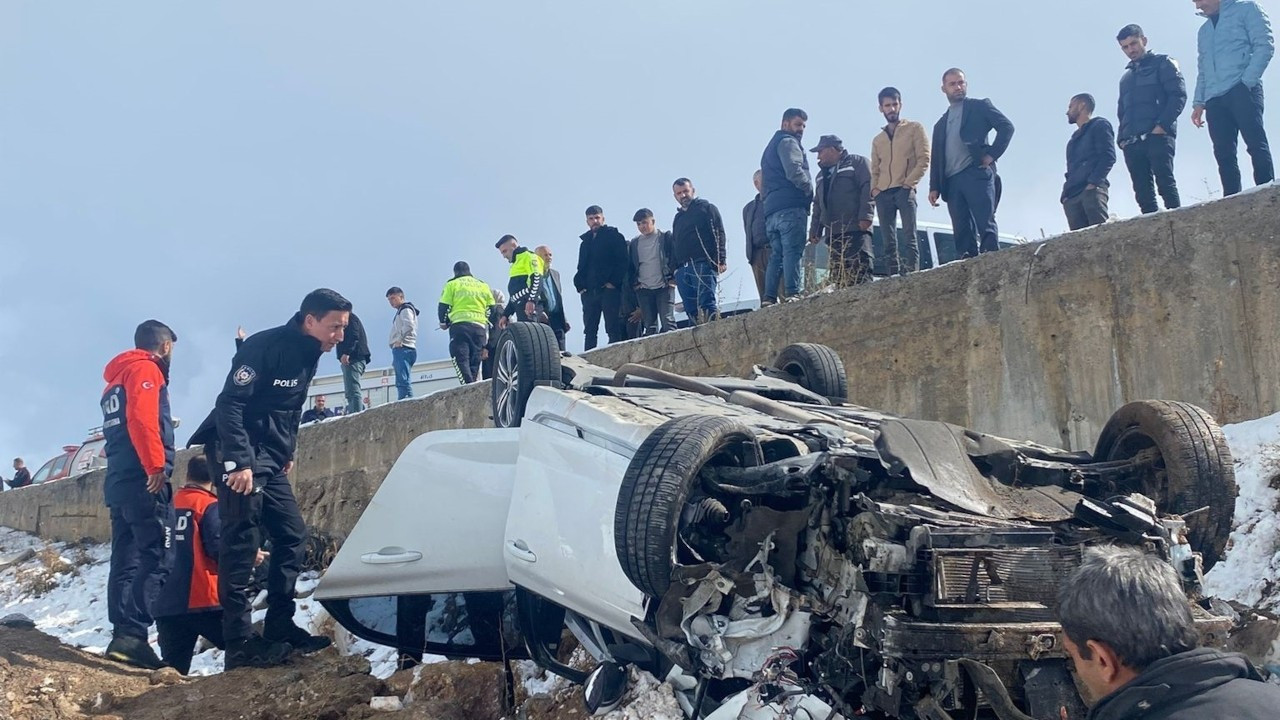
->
xmin=188 ymin=288 xmax=351 ymax=669
xmin=1116 ymin=24 xmax=1188 ymax=214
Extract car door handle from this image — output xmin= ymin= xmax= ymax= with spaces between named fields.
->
xmin=505 ymin=539 xmax=537 ymax=563
xmin=359 ymin=547 xmax=423 ymax=565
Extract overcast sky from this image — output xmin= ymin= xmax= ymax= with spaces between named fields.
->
xmin=1 ymin=0 xmax=1276 ymax=473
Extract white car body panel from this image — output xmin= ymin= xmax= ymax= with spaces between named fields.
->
xmin=504 ymin=387 xmax=667 ymax=641
xmin=314 ymin=429 xmax=520 ymax=601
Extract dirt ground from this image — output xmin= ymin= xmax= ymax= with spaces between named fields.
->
xmin=0 ymin=625 xmax=591 ymax=720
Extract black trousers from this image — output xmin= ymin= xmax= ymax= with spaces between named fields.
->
xmin=156 ymin=610 xmax=225 ymax=675
xmin=945 ymin=165 xmax=1000 ymax=258
xmin=1206 ymin=82 xmax=1274 ymax=196
xmin=107 ymin=484 xmax=174 ymax=640
xmin=213 ymin=466 xmax=306 ymax=644
xmin=1122 ymin=135 xmax=1180 ymax=213
xmin=448 ymin=323 xmax=487 ymax=384
xmin=581 ymin=287 xmax=622 ymax=351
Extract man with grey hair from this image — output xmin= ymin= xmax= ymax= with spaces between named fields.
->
xmin=1057 ymin=546 xmax=1277 ymax=718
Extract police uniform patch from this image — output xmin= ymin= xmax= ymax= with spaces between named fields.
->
xmin=233 ymin=365 xmax=257 ymax=386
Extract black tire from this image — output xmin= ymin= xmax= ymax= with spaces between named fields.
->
xmin=773 ymin=343 xmax=848 ymax=402
xmin=615 ymin=416 xmax=760 ymax=597
xmin=1093 ymin=400 xmax=1237 ymax=568
xmin=491 ymin=322 xmax=561 ymax=428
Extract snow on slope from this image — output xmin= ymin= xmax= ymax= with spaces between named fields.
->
xmin=1205 ymin=412 xmax=1280 ymax=611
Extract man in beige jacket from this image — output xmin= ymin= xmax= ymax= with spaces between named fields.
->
xmin=871 ymin=87 xmax=930 ymax=275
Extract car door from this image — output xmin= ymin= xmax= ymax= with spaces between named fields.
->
xmin=315 ymin=428 xmax=527 ymax=662
xmin=502 ymin=388 xmax=654 ymax=642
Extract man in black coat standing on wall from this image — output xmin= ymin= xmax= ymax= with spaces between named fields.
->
xmin=335 ymin=311 xmax=370 ymax=414
xmin=189 ymin=288 xmax=350 ymax=670
xmin=1116 ymin=24 xmax=1187 ymax=214
xmin=928 ymin=68 xmax=1015 ymax=259
xmin=573 ymin=205 xmax=628 ymax=351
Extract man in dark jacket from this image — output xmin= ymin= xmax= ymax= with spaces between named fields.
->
xmin=628 ymin=208 xmax=676 ymax=335
xmin=928 ymin=69 xmax=1015 ymax=259
xmin=188 ymin=288 xmax=350 ymax=669
xmin=1058 ymin=546 xmax=1279 ymax=719
xmin=334 ymin=311 xmax=370 ymax=414
xmin=670 ymin=178 xmax=727 ymax=324
xmin=761 ymin=108 xmax=813 ymax=303
xmin=300 ymin=395 xmax=335 ymax=424
xmin=1062 ymin=94 xmax=1117 ymax=230
xmin=742 ymin=170 xmax=777 ymax=301
xmin=101 ymin=319 xmax=178 ymax=670
xmin=572 ymin=206 xmax=628 ymax=350
xmin=534 ymin=246 xmax=569 ymax=351
xmin=1117 ymin=24 xmax=1187 ymax=214
xmin=808 ymin=135 xmax=875 ymax=287
xmin=5 ymin=458 xmax=31 ymax=489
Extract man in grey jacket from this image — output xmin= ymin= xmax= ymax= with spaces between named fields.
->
xmin=385 ymin=286 xmax=418 ymax=400
xmin=742 ymin=170 xmax=777 ymax=301
xmin=760 ymin=108 xmax=813 ymax=303
xmin=628 ymin=208 xmax=676 ymax=335
xmin=809 ymin=135 xmax=875 ymax=287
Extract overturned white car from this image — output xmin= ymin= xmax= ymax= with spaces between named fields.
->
xmin=315 ymin=323 xmax=1237 ymax=720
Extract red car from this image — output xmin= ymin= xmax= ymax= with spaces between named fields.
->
xmin=27 ymin=431 xmax=107 ymax=487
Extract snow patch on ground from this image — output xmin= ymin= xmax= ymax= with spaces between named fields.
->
xmin=1205 ymin=413 xmax=1280 ymax=610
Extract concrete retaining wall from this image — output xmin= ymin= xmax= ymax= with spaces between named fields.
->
xmin=3 ymin=187 xmax=1277 ymax=543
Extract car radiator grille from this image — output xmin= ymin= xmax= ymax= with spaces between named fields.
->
xmin=929 ymin=546 xmax=1083 ymax=611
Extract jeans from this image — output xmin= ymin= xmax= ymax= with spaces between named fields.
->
xmin=636 ymin=287 xmax=675 ymax=335
xmin=448 ymin=323 xmax=487 ymax=384
xmin=215 ymin=470 xmax=306 ymax=643
xmin=157 ymin=610 xmax=224 ymax=675
xmin=675 ymin=260 xmax=718 ymax=324
xmin=1122 ymin=134 xmax=1180 ymax=213
xmin=763 ymin=207 xmax=808 ymax=300
xmin=945 ymin=165 xmax=1000 ymax=258
xmin=1063 ymin=186 xmax=1110 ymax=230
xmin=1206 ymin=82 xmax=1274 ymax=196
xmin=107 ymin=485 xmax=175 ymax=639
xmin=581 ymin=286 xmax=623 ymax=351
xmin=875 ymin=187 xmax=919 ymax=275
xmin=392 ymin=346 xmax=416 ymax=399
xmin=341 ymin=360 xmax=365 ymax=414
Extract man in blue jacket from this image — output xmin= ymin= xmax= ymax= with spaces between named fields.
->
xmin=761 ymin=108 xmax=813 ymax=304
xmin=1062 ymin=94 xmax=1117 ymax=230
xmin=928 ymin=69 xmax=1015 ymax=259
xmin=1191 ymin=0 xmax=1274 ymax=196
xmin=1117 ymin=24 xmax=1188 ymax=214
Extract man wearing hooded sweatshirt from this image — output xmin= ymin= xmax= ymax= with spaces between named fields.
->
xmin=1058 ymin=546 xmax=1279 ymax=719
xmin=1191 ymin=0 xmax=1275 ymax=196
xmin=188 ymin=288 xmax=350 ymax=669
xmin=573 ymin=206 xmax=629 ymax=350
xmin=386 ymin=286 xmax=419 ymax=400
xmin=101 ymin=319 xmax=178 ymax=670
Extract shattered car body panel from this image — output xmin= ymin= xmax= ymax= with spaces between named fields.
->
xmin=318 ymin=346 xmax=1236 ymax=720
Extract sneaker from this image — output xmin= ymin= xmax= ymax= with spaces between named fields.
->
xmin=263 ymin=623 xmax=332 ymax=654
xmin=105 ymin=635 xmax=166 ymax=670
xmin=224 ymin=635 xmax=293 ymax=670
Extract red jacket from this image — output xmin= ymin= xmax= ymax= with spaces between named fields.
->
xmin=154 ymin=485 xmax=221 ymax=616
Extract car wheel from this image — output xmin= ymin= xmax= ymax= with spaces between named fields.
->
xmin=491 ymin=322 xmax=562 ymax=429
xmin=772 ymin=343 xmax=847 ymax=403
xmin=615 ymin=415 xmax=761 ymax=597
xmin=1093 ymin=400 xmax=1237 ymax=568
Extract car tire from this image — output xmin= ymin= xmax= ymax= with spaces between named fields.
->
xmin=1093 ymin=400 xmax=1237 ymax=568
xmin=773 ymin=343 xmax=847 ymax=402
xmin=615 ymin=415 xmax=760 ymax=598
xmin=491 ymin=322 xmax=561 ymax=429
